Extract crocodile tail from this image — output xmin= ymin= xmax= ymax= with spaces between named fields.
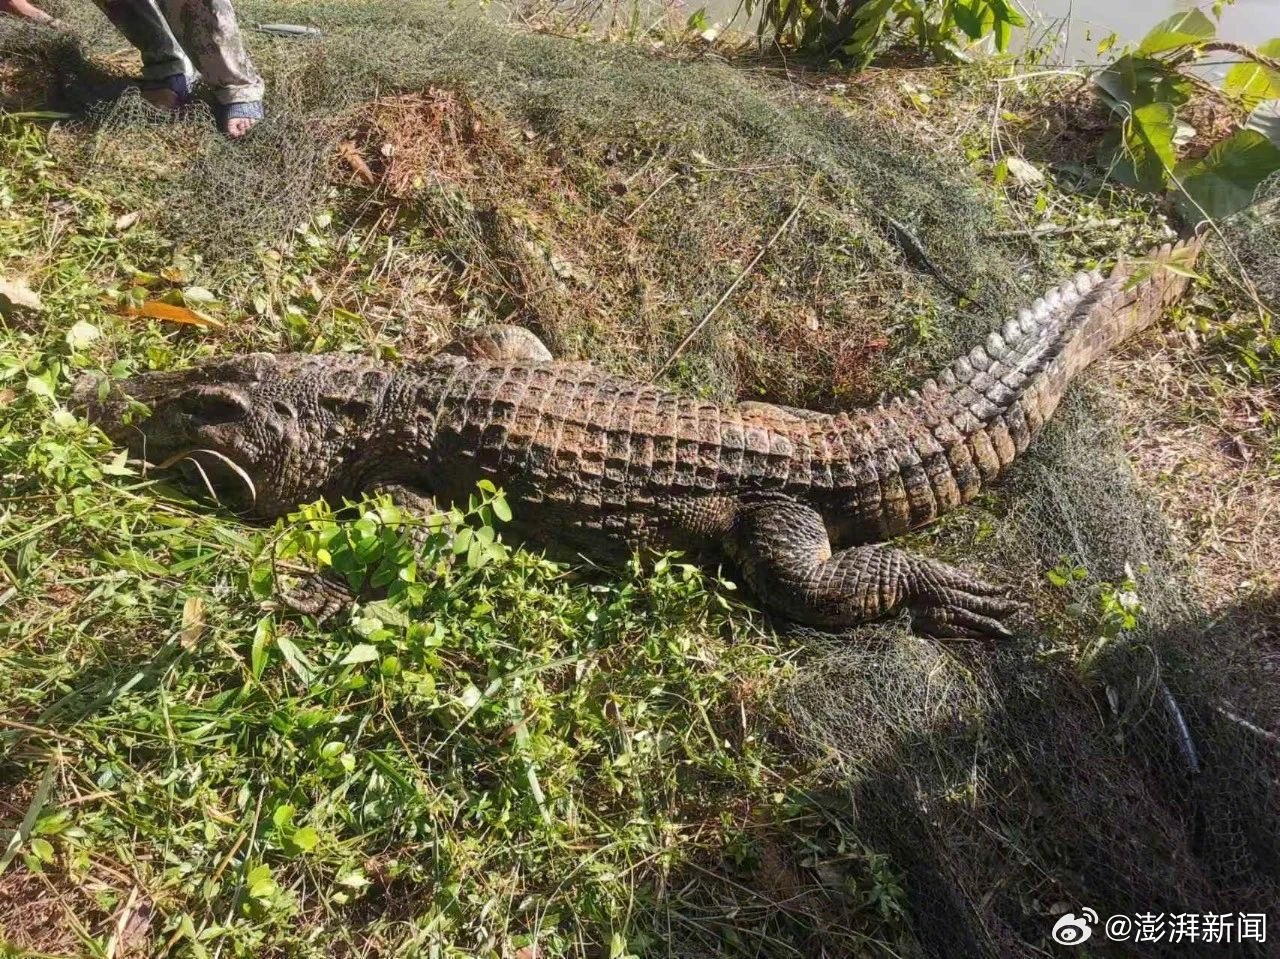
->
xmin=928 ymin=232 xmax=1204 ymax=434
xmin=852 ymin=234 xmax=1204 ymax=536
xmin=1046 ymin=232 xmax=1204 ymax=386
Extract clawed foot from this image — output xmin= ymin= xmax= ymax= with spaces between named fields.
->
xmin=910 ymin=558 xmax=1025 ymax=640
xmin=269 ymin=573 xmax=355 ymax=623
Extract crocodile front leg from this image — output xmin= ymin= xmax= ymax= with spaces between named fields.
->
xmin=278 ymin=484 xmax=438 ymax=621
xmin=727 ymin=499 xmax=1021 ymax=639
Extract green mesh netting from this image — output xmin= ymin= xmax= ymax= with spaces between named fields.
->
xmin=1226 ymin=170 xmax=1280 ymax=313
xmin=1 ymin=2 xmax=1276 ymax=955
xmin=3 ymin=0 xmax=1043 ymax=407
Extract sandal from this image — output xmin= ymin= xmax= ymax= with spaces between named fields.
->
xmin=215 ymin=100 xmax=264 ymax=139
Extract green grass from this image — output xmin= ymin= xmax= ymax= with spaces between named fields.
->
xmin=0 ymin=111 xmax=920 ymax=958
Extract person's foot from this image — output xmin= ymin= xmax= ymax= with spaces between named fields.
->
xmin=0 ymin=0 xmax=57 ymax=25
xmin=140 ymin=87 xmax=181 ymax=110
xmin=139 ymin=74 xmax=193 ymax=112
xmin=225 ymin=116 xmax=257 ymax=138
xmin=216 ymin=100 xmax=264 ymax=139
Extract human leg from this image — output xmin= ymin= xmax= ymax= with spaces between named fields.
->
xmin=92 ymin=0 xmax=191 ymax=102
xmin=156 ymin=0 xmax=263 ymax=135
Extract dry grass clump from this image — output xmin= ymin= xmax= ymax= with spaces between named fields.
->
xmin=1104 ymin=350 xmax=1279 ymax=597
xmin=322 ymin=88 xmax=917 ymax=408
xmin=339 ymin=89 xmax=490 ymax=197
xmin=0 ymin=859 xmax=154 ymax=957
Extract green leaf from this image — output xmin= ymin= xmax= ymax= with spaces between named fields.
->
xmin=65 ymin=320 xmax=100 ymax=351
xmin=989 ymin=0 xmax=1025 ymax=28
xmin=250 ymin=616 xmax=273 ymax=680
xmin=336 ymin=869 xmax=371 ymax=889
xmin=271 ymin=804 xmax=296 ymax=831
xmin=1094 ymin=55 xmax=1193 ymax=112
xmin=952 ymin=0 xmax=991 ymax=42
xmin=275 ymin=634 xmax=316 ymax=683
xmin=362 ymin=599 xmax=411 ymax=627
xmin=1224 ymin=39 xmax=1280 ymax=108
xmin=340 ymin=643 xmax=379 ymax=665
xmin=491 ymin=494 xmax=512 ymax=523
xmin=24 ymin=373 xmax=55 ymax=401
xmin=182 ymin=286 xmax=217 ymax=305
xmin=1101 ymin=101 xmax=1178 ymax=192
xmin=1175 ymin=129 xmax=1280 ymax=219
xmin=993 ymin=16 xmax=1012 ymax=53
xmin=1137 ymin=9 xmax=1214 ymax=54
xmin=0 ymin=755 xmax=58 ymax=874
xmin=100 ymin=449 xmax=135 ymax=477
xmin=29 ymin=837 xmax=54 ymax=863
xmin=287 ymin=826 xmax=320 ymax=854
xmin=987 ymin=0 xmax=1024 ymax=52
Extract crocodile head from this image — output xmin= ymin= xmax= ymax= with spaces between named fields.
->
xmin=74 ymin=352 xmax=390 ymax=519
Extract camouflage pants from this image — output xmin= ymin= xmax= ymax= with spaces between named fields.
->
xmin=93 ymin=0 xmax=263 ymax=104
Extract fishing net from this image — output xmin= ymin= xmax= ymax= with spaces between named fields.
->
xmin=2 ymin=1 xmax=1277 ymax=956
xmin=776 ymin=395 xmax=1279 ymax=957
xmin=1224 ymin=170 xmax=1280 ymax=313
xmin=3 ymin=0 xmax=1040 ymax=408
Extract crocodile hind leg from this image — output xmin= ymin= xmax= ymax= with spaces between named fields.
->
xmin=727 ymin=499 xmax=1021 ymax=639
xmin=278 ymin=484 xmax=438 ymax=621
xmin=439 ymin=324 xmax=553 ymax=362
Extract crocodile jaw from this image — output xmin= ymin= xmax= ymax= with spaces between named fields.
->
xmin=72 ymin=353 xmax=361 ymax=519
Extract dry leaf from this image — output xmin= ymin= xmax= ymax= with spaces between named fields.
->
xmin=180 ymin=596 xmax=206 ymax=650
xmin=0 ymin=277 xmax=43 ymax=312
xmin=114 ymin=211 xmax=141 ymax=232
xmin=1004 ymin=156 xmax=1045 ymax=188
xmin=122 ymin=300 xmax=225 ymax=330
xmin=182 ymin=286 xmax=217 ymax=304
xmin=338 ymin=140 xmax=376 ymax=185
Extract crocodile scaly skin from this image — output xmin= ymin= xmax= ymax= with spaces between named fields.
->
xmin=78 ymin=237 xmax=1202 ymax=637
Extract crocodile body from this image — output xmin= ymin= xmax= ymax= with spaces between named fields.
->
xmin=78 ymin=238 xmax=1201 ymax=637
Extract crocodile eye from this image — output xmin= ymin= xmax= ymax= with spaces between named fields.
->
xmin=180 ymin=389 xmax=251 ymax=426
xmin=319 ymin=394 xmax=373 ymax=420
xmin=271 ymin=401 xmax=294 ymax=419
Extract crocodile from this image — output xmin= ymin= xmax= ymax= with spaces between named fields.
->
xmin=75 ymin=237 xmax=1202 ymax=639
